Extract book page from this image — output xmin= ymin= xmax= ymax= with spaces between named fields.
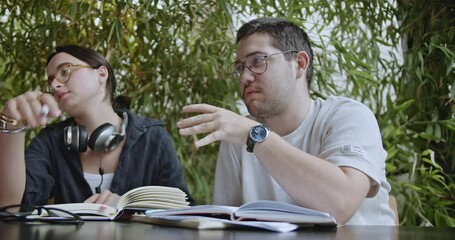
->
xmin=234 ymin=200 xmax=336 ymax=225
xmin=44 ymin=203 xmax=117 ymax=220
xmin=125 ymin=201 xmax=189 ymax=209
xmin=238 ymin=200 xmax=331 ymax=216
xmin=139 ymin=214 xmax=298 ymax=232
xmin=116 ymin=186 xmax=189 ymax=210
xmin=145 ymin=205 xmax=239 ymax=220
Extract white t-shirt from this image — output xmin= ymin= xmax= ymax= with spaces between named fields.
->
xmin=213 ymin=96 xmax=396 ymax=225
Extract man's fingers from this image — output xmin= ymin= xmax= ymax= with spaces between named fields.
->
xmin=194 ymin=131 xmax=223 ymax=148
xmin=177 ymin=113 xmax=215 ymax=129
xmin=179 ymin=120 xmax=218 ymax=136
xmin=181 ymin=104 xmax=218 ymax=113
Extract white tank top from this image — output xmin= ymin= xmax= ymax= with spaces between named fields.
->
xmin=83 ymin=172 xmax=115 ymax=194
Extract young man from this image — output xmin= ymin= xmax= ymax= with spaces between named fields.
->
xmin=177 ymin=18 xmax=395 ymax=225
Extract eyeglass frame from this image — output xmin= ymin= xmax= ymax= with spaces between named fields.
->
xmin=47 ymin=63 xmax=95 ymax=85
xmin=0 ymin=204 xmax=84 ymax=225
xmin=229 ymin=50 xmax=299 ymax=83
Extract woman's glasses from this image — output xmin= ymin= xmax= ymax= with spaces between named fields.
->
xmin=47 ymin=63 xmax=94 ymax=85
xmin=43 ymin=63 xmax=94 ymax=93
xmin=0 ymin=204 xmax=84 ymax=225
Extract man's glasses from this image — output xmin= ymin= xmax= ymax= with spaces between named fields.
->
xmin=0 ymin=204 xmax=84 ymax=225
xmin=47 ymin=63 xmax=94 ymax=85
xmin=229 ymin=50 xmax=298 ymax=82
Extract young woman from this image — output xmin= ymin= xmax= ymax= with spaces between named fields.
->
xmin=0 ymin=45 xmax=192 ymax=207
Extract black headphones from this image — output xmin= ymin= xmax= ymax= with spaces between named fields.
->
xmin=64 ymin=111 xmax=128 ymax=152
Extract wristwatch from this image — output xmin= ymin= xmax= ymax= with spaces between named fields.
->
xmin=246 ymin=124 xmax=270 ymax=153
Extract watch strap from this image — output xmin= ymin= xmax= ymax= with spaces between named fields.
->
xmin=246 ymin=136 xmax=255 ymax=153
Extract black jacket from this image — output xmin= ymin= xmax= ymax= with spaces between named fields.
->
xmin=23 ymin=110 xmax=193 ymax=205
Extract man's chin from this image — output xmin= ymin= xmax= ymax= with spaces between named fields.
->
xmin=246 ymin=106 xmax=266 ymax=118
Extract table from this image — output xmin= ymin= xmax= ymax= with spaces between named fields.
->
xmin=0 ymin=221 xmax=454 ymax=240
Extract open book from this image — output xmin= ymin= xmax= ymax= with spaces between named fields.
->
xmin=137 ymin=200 xmax=337 ymax=232
xmin=44 ymin=186 xmax=190 ymax=220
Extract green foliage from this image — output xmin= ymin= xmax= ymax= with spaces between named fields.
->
xmin=390 ymin=0 xmax=455 ymax=226
xmin=1 ymin=0 xmax=454 ymax=226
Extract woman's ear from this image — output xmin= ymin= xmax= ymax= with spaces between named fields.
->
xmin=295 ymin=51 xmax=310 ymax=79
xmin=97 ymin=66 xmax=109 ymax=83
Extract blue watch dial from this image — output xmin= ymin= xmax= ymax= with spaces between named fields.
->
xmin=246 ymin=125 xmax=270 ymax=152
xmin=250 ymin=125 xmax=269 ymax=142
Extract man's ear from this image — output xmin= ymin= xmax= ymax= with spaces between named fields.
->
xmin=97 ymin=66 xmax=109 ymax=83
xmin=295 ymin=51 xmax=310 ymax=79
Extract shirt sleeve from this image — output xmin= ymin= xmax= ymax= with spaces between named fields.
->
xmin=316 ymin=98 xmax=387 ymax=197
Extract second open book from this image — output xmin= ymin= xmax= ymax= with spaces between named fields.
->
xmin=45 ymin=186 xmax=190 ymax=220
xmin=134 ymin=200 xmax=337 ymax=232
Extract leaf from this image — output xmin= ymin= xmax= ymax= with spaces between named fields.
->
xmin=433 ymin=124 xmax=441 ymax=141
xmin=426 ymin=124 xmax=433 ymax=135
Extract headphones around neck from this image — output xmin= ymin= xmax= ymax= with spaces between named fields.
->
xmin=64 ymin=111 xmax=128 ymax=152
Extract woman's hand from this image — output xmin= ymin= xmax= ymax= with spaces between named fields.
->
xmin=84 ymin=190 xmax=120 ymax=207
xmin=1 ymin=90 xmax=61 ymax=128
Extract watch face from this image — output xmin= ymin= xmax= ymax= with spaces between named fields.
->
xmin=250 ymin=125 xmax=268 ymax=142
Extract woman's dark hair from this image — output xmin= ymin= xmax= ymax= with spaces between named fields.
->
xmin=46 ymin=45 xmax=116 ymax=106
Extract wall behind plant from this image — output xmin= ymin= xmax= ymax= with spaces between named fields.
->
xmin=0 ymin=0 xmax=453 ymax=226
